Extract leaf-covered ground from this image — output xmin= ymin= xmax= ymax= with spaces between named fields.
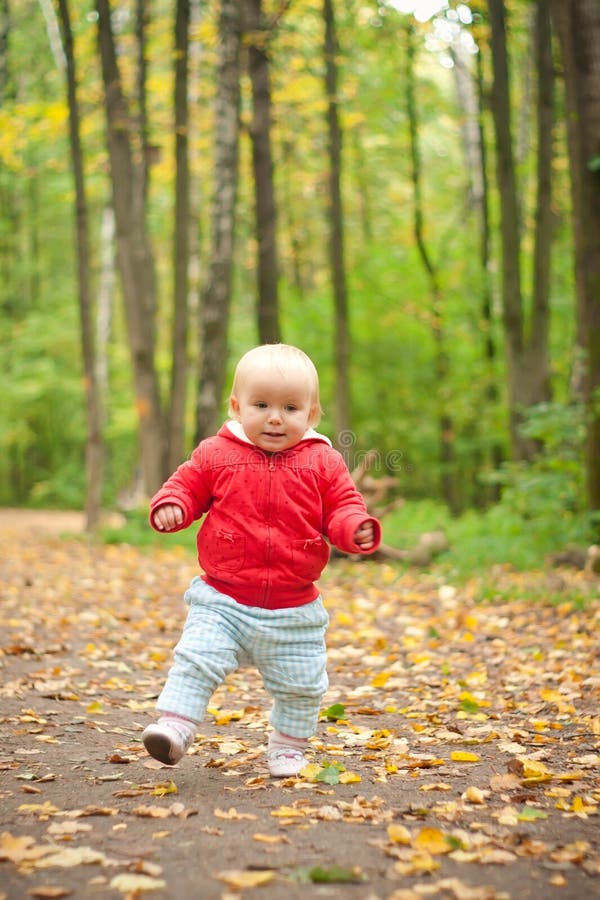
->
xmin=1 ymin=515 xmax=599 ymax=900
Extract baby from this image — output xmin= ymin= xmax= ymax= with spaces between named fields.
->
xmin=142 ymin=343 xmax=381 ymax=776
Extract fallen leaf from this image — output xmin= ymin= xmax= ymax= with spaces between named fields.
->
xmin=27 ymin=888 xmax=72 ymax=898
xmin=216 ymin=869 xmax=276 ymax=889
xmin=109 ymin=873 xmax=166 ymax=893
xmin=214 ymin=807 xmax=257 ymax=820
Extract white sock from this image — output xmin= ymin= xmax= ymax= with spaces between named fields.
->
xmin=158 ymin=713 xmax=196 ymax=736
xmin=268 ymin=730 xmax=308 ymax=752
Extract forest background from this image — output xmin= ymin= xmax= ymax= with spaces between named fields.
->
xmin=1 ymin=0 xmax=599 ymax=577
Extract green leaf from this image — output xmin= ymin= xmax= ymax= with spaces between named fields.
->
xmin=460 ymin=697 xmax=480 ymax=713
xmin=308 ymin=865 xmax=365 ymax=884
xmin=518 ymin=806 xmax=548 ymax=821
xmin=321 ymin=703 xmax=346 ymax=721
xmin=588 ymin=155 xmax=600 ymax=173
xmin=315 ymin=763 xmax=342 ymax=785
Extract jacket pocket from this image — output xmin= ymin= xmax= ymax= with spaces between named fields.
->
xmin=199 ymin=528 xmax=246 ymax=574
xmin=291 ymin=536 xmax=330 ymax=582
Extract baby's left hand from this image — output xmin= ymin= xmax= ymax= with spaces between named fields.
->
xmin=354 ymin=521 xmax=375 ymax=550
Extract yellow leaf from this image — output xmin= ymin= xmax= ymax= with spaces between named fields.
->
xmin=387 ymin=824 xmax=411 ymax=845
xmin=450 ymin=751 xmax=480 ymax=762
xmin=17 ymin=802 xmax=59 ymax=817
xmin=463 ymin=785 xmax=486 ymax=804
xmin=252 ymin=833 xmax=289 ymax=844
xmin=0 ymin=833 xmax=54 ymax=864
xmin=216 ymin=869 xmax=276 ymax=889
xmin=86 ymin=701 xmax=104 ymax=714
xmin=35 ymin=846 xmax=109 ymax=867
xmin=413 ymin=827 xmax=452 ymax=855
xmin=521 ymin=759 xmax=552 ymax=782
xmin=214 ymin=807 xmax=257 ymax=820
xmin=132 ymin=806 xmax=171 ymax=819
xmin=299 ymin=763 xmax=323 ymax=781
xmin=338 ymin=771 xmax=361 ymax=784
xmin=270 ymin=805 xmax=307 ymax=818
xmin=28 ymin=887 xmax=72 ymax=898
xmin=394 ymin=851 xmax=440 ymax=875
xmin=109 ymin=873 xmax=166 ymax=893
xmin=151 ymin=781 xmax=177 ymax=797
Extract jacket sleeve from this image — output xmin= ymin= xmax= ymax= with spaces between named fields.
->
xmin=149 ymin=442 xmax=214 ymax=532
xmin=321 ymin=453 xmax=382 ymax=555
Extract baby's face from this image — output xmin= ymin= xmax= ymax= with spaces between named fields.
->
xmin=230 ymin=373 xmax=317 ymax=452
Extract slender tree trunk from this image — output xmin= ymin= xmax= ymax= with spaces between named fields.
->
xmin=323 ymin=0 xmax=351 ymax=443
xmin=551 ymin=0 xmax=600 ymax=521
xmin=0 ymin=0 xmax=10 ymax=99
xmin=95 ymin=0 xmax=166 ymax=495
xmin=168 ymin=0 xmax=191 ymax=470
xmin=135 ymin=0 xmax=150 ymax=201
xmin=487 ymin=0 xmax=555 ymax=463
xmin=97 ymin=204 xmax=115 ymax=408
xmin=528 ymin=0 xmax=553 ymax=406
xmin=57 ymin=0 xmax=104 ymax=531
xmin=244 ymin=0 xmax=281 ymax=344
xmin=406 ymin=24 xmax=458 ymax=514
xmin=280 ymin=138 xmax=306 ymax=298
xmin=487 ymin=0 xmax=527 ymax=459
xmin=196 ymin=0 xmax=242 ymax=441
xmin=475 ymin=45 xmax=503 ymax=501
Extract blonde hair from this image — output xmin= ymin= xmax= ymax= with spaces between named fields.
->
xmin=228 ymin=344 xmax=322 ymax=425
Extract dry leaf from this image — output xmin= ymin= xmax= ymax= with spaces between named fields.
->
xmin=27 ymin=888 xmax=72 ymax=898
xmin=214 ymin=807 xmax=257 ymax=821
xmin=109 ymin=873 xmax=166 ymax=893
xmin=216 ymin=869 xmax=276 ymax=889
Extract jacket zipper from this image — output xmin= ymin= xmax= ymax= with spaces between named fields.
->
xmin=262 ymin=456 xmax=276 ymax=606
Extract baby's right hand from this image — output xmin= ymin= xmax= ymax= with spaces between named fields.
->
xmin=152 ymin=504 xmax=184 ymax=532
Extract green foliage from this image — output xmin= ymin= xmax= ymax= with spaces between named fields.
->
xmin=0 ymin=0 xmax=586 ymax=561
xmin=487 ymin=401 xmax=586 ymax=520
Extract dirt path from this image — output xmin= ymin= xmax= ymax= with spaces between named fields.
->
xmin=0 ymin=515 xmax=599 ymax=899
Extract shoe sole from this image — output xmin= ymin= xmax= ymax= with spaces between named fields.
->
xmin=143 ymin=732 xmax=178 ymax=766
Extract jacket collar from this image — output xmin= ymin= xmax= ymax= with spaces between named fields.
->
xmin=223 ymin=420 xmax=332 ymax=448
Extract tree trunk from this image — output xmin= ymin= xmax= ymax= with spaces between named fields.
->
xmin=528 ymin=0 xmax=553 ymax=406
xmin=168 ymin=0 xmax=191 ymax=470
xmin=476 ymin=43 xmax=503 ymax=501
xmin=244 ymin=0 xmax=281 ymax=344
xmin=551 ymin=0 xmax=600 ymax=521
xmin=135 ymin=0 xmax=149 ymax=201
xmin=57 ymin=0 xmax=104 ymax=531
xmin=0 ymin=0 xmax=10 ymax=100
xmin=95 ymin=0 xmax=166 ymax=496
xmin=406 ymin=23 xmax=459 ymax=514
xmin=323 ymin=0 xmax=351 ymax=444
xmin=487 ymin=0 xmax=526 ymax=458
xmin=487 ymin=0 xmax=555 ymax=460
xmin=196 ymin=0 xmax=242 ymax=442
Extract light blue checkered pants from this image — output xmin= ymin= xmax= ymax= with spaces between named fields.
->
xmin=156 ymin=577 xmax=329 ymax=738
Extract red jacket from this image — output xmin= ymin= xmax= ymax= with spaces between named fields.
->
xmin=150 ymin=423 xmax=381 ymax=609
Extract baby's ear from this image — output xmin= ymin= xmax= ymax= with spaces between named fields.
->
xmin=308 ymin=404 xmax=320 ymax=427
xmin=229 ymin=395 xmax=240 ymax=419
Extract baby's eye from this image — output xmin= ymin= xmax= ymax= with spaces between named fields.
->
xmin=285 ymin=405 xmax=298 ymax=412
xmin=255 ymin=401 xmax=268 ymax=409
